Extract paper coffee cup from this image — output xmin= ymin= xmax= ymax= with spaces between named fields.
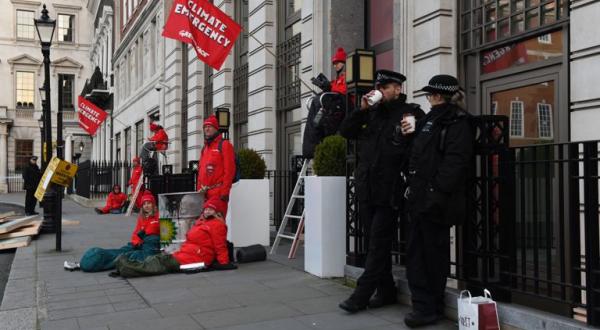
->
xmin=366 ymin=90 xmax=383 ymax=106
xmin=403 ymin=114 xmax=416 ymax=133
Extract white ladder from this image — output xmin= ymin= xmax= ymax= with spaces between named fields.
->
xmin=270 ymin=159 xmax=309 ymax=259
xmin=126 ymin=176 xmax=144 ymax=216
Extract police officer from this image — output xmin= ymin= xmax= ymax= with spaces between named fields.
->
xmin=338 ymin=70 xmax=424 ymax=313
xmin=22 ymin=156 xmax=41 ymax=215
xmin=402 ymin=75 xmax=473 ymax=327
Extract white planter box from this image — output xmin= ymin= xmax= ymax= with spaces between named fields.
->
xmin=226 ymin=179 xmax=270 ymax=247
xmin=304 ymin=176 xmax=346 ymax=278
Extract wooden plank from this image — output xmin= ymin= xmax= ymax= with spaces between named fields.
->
xmin=62 ymin=219 xmax=80 ymax=226
xmin=0 ymin=211 xmax=16 ymax=219
xmin=0 ymin=221 xmax=42 ymax=240
xmin=0 ymin=236 xmax=31 ymax=250
xmin=0 ymin=215 xmax=38 ymax=234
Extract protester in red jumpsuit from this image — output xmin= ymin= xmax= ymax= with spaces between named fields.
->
xmin=330 ymin=47 xmax=347 ymax=95
xmin=69 ymin=191 xmax=161 ymax=272
xmin=95 ymin=184 xmax=128 ymax=214
xmin=128 ymin=157 xmax=144 ymax=209
xmin=196 ymin=115 xmax=235 ymax=216
xmin=140 ymin=121 xmax=169 ymax=168
xmin=113 ymin=198 xmax=236 ymax=277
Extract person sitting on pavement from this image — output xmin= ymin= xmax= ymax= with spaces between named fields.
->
xmin=128 ymin=157 xmax=144 ymax=211
xmin=139 ymin=121 xmax=169 ymax=170
xmin=111 ymin=198 xmax=236 ymax=278
xmin=94 ymin=184 xmax=128 ymax=214
xmin=64 ymin=191 xmax=160 ymax=272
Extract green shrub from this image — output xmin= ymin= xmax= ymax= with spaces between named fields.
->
xmin=237 ymin=148 xmax=267 ymax=179
xmin=313 ymin=135 xmax=346 ymax=176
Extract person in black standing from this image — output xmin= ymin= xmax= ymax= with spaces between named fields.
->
xmin=402 ymin=75 xmax=474 ymax=328
xmin=22 ymin=156 xmax=42 ymax=216
xmin=338 ymin=70 xmax=424 ymax=313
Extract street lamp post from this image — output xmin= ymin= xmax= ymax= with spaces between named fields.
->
xmin=35 ymin=4 xmax=57 ymax=236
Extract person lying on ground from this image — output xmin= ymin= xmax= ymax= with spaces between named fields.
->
xmin=64 ymin=191 xmax=160 ymax=272
xmin=94 ymin=184 xmax=128 ymax=214
xmin=111 ymin=198 xmax=236 ymax=278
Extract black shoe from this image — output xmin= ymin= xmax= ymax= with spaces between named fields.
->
xmin=404 ymin=312 xmax=442 ymax=328
xmin=339 ymin=298 xmax=367 ymax=314
xmin=369 ymin=291 xmax=398 ymax=308
xmin=94 ymin=208 xmax=103 ymax=214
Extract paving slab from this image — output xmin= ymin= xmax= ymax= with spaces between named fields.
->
xmin=191 ymin=303 xmax=304 ymax=329
xmin=0 ymin=307 xmax=37 ymax=330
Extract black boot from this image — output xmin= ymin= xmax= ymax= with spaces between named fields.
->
xmin=404 ymin=312 xmax=443 ymax=328
xmin=369 ymin=287 xmax=397 ymax=308
xmin=94 ymin=208 xmax=103 ymax=214
xmin=339 ymin=297 xmax=368 ymax=314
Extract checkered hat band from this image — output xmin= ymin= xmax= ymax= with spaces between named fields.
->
xmin=427 ymin=83 xmax=459 ymax=92
xmin=377 ymin=73 xmax=403 ymax=83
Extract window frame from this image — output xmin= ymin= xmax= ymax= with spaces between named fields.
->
xmin=537 ymin=102 xmax=553 ymax=139
xmin=15 ymin=71 xmax=35 ymax=109
xmin=16 ymin=9 xmax=35 ymax=40
xmin=57 ymin=14 xmax=75 ymax=43
xmin=58 ymin=74 xmax=75 ymax=111
xmin=15 ymin=140 xmax=34 ymax=171
xmin=510 ymin=100 xmax=524 ymax=137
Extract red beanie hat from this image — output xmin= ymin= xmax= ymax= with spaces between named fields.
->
xmin=149 ymin=122 xmax=160 ymax=132
xmin=203 ymin=115 xmax=219 ymax=129
xmin=203 ymin=197 xmax=226 ymax=214
xmin=140 ymin=191 xmax=156 ymax=205
xmin=332 ymin=47 xmax=347 ymax=64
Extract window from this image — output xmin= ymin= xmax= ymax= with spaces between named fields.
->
xmin=537 ymin=103 xmax=553 ymax=138
xmin=510 ymin=101 xmax=524 ymax=137
xmin=115 ymin=133 xmax=121 ymax=162
xmin=204 ymin=65 xmax=213 ymax=118
xmin=135 ymin=121 xmax=144 ymax=157
xmin=181 ymin=43 xmax=188 ymax=165
xmin=233 ymin=0 xmax=249 ymax=150
xmin=57 ymin=14 xmax=74 ymax=42
xmin=15 ymin=140 xmax=33 ymax=171
xmin=59 ymin=74 xmax=75 ymax=110
xmin=16 ymin=71 xmax=34 ymax=109
xmin=460 ymin=0 xmax=568 ymax=51
xmin=276 ymin=0 xmax=302 ymax=111
xmin=124 ymin=128 xmax=131 ymax=163
xmin=16 ymin=10 xmax=35 ymax=39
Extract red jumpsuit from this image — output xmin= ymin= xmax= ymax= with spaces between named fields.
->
xmin=149 ymin=128 xmax=168 ymax=151
xmin=172 ymin=217 xmax=229 ymax=265
xmin=331 ymin=72 xmax=347 ymax=95
xmin=196 ymin=135 xmax=235 ymax=216
xmin=100 ymin=192 xmax=128 ymax=214
xmin=130 ymin=212 xmax=160 ymax=246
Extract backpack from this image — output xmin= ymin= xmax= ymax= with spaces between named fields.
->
xmin=206 ymin=139 xmax=241 ymax=184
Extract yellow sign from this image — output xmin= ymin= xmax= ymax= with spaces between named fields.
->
xmin=42 ymin=141 xmax=58 ymax=162
xmin=34 ymin=157 xmax=78 ymax=201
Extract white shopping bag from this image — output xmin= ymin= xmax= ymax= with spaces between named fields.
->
xmin=457 ymin=289 xmax=500 ymax=330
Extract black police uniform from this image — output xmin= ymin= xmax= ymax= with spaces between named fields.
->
xmin=405 ymin=102 xmax=473 ymax=317
xmin=340 ymin=90 xmax=424 ymax=307
xmin=22 ymin=159 xmax=41 ymax=215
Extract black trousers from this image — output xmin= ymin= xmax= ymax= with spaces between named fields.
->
xmin=406 ymin=214 xmax=451 ymax=315
xmin=25 ymin=188 xmax=37 ymax=214
xmin=351 ymin=204 xmax=398 ymax=302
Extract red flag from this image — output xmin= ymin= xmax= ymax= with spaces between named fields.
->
xmin=162 ymin=0 xmax=242 ymax=70
xmin=77 ymin=96 xmax=107 ymax=136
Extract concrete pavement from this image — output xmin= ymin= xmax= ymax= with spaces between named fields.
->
xmin=0 ymin=192 xmax=456 ymax=329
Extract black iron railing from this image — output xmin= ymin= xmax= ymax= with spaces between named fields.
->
xmin=276 ymin=33 xmax=301 ymax=111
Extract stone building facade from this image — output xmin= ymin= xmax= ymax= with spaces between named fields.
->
xmin=0 ymin=0 xmax=93 ymax=193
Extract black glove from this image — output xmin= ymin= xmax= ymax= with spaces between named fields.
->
xmin=220 ymin=195 xmax=229 ymax=202
xmin=211 ymin=261 xmax=238 ymax=270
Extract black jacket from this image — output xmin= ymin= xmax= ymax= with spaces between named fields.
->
xmin=22 ymin=163 xmax=41 ymax=190
xmin=340 ymin=94 xmax=424 ymax=207
xmin=406 ymin=103 xmax=474 ymax=225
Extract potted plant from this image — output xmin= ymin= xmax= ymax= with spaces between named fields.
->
xmin=305 ymin=135 xmax=347 ymax=278
xmin=225 ymin=148 xmax=270 ymax=247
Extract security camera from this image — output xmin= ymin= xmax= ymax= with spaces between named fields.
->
xmin=155 ymin=81 xmax=168 ymax=92
xmin=155 ymin=85 xmax=162 ymax=92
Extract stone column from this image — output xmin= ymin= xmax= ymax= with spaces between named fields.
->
xmin=0 ymin=123 xmax=9 ymax=193
xmin=247 ymin=0 xmax=277 ymax=169
xmin=394 ymin=0 xmax=414 ymax=99
xmin=213 ymin=1 xmax=234 ymax=141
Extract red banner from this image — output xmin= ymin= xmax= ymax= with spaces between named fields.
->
xmin=77 ymin=96 xmax=107 ymax=136
xmin=162 ymin=0 xmax=242 ymax=70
